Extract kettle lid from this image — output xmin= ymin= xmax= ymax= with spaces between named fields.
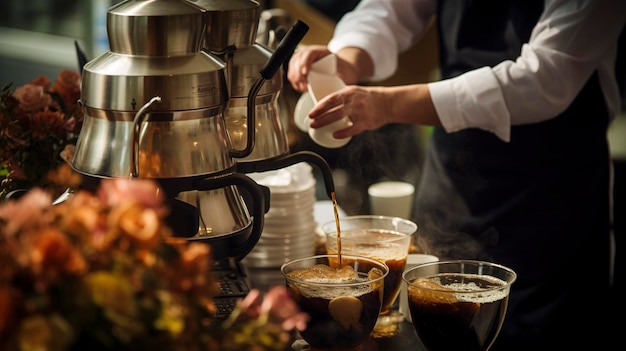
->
xmin=108 ymin=0 xmax=207 ymax=56
xmin=192 ymin=0 xmax=261 ymax=51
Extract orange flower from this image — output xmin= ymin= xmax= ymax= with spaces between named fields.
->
xmin=110 ymin=202 xmax=163 ymax=249
xmin=50 ymin=70 xmax=81 ymax=108
xmin=61 ymin=200 xmax=103 ymax=244
xmin=177 ymin=242 xmax=217 ymax=294
xmin=181 ymin=243 xmax=213 ymax=274
xmin=28 ymin=75 xmax=51 ymax=89
xmin=30 ymin=227 xmax=87 ymax=279
xmin=46 ymin=162 xmax=82 ymax=190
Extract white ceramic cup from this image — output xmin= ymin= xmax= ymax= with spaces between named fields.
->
xmin=399 ymin=254 xmax=440 ymax=322
xmin=368 ymin=181 xmax=415 ymax=219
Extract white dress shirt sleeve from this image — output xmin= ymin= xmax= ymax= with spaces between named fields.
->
xmin=328 ymin=0 xmax=626 ymax=142
xmin=328 ymin=0 xmax=436 ymax=81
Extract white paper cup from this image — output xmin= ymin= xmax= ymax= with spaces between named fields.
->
xmin=293 ymin=92 xmax=315 ymax=133
xmin=294 ymin=91 xmax=352 ymax=149
xmin=399 ymin=254 xmax=439 ymax=322
xmin=305 ymin=55 xmax=352 ymax=148
xmin=368 ymin=181 xmax=415 ymax=219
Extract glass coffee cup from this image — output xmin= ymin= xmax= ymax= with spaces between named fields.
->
xmin=322 ymin=215 xmax=417 ymax=338
xmin=403 ymin=260 xmax=517 ymax=351
xmin=281 ymin=254 xmax=388 ymax=351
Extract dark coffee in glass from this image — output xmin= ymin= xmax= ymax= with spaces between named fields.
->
xmin=403 ymin=260 xmax=517 ymax=351
xmin=281 ymin=254 xmax=388 ymax=351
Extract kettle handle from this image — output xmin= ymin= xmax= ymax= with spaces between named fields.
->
xmin=259 ymin=20 xmax=309 ymax=80
xmin=193 ymin=173 xmax=269 ymax=261
xmin=131 ymin=96 xmax=162 ymax=177
xmin=229 ymin=20 xmax=309 ymax=159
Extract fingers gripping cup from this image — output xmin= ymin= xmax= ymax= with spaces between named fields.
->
xmin=295 ymin=54 xmax=352 ymax=148
xmin=281 ymin=254 xmax=389 ymax=351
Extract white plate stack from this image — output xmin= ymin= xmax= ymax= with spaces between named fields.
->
xmin=243 ymin=163 xmax=318 ymax=268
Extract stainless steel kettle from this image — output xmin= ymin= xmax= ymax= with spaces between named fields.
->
xmin=73 ymin=0 xmax=235 ymax=180
xmin=71 ymin=0 xmax=271 ymax=261
xmin=192 ymin=0 xmax=290 ymax=163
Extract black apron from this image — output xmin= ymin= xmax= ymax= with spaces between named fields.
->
xmin=414 ymin=0 xmax=612 ymax=348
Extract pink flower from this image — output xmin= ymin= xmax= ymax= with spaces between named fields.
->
xmin=12 ymin=84 xmax=52 ymax=112
xmin=238 ymin=289 xmax=262 ymax=320
xmin=232 ymin=287 xmax=309 ymax=332
xmin=0 ymin=188 xmax=52 ymax=237
xmin=1 ymin=70 xmax=84 ymax=199
xmin=97 ymin=178 xmax=168 ymax=217
xmin=262 ymin=286 xmax=309 ymax=332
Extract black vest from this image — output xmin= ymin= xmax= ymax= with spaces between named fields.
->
xmin=415 ymin=1 xmax=612 ymax=348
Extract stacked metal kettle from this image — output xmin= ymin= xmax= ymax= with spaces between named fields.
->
xmin=71 ymin=0 xmax=334 ymax=262
xmin=191 ymin=0 xmax=335 ymax=187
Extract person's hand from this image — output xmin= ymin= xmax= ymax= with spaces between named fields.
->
xmin=287 ymin=45 xmax=333 ymax=92
xmin=308 ymin=85 xmax=392 ymax=139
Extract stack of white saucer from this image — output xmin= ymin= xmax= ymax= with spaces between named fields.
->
xmin=243 ymin=163 xmax=318 ymax=268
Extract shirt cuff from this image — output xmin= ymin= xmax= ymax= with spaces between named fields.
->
xmin=429 ymin=67 xmax=511 ymax=142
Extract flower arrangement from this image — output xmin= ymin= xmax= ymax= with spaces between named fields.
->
xmin=0 ymin=167 xmax=308 ymax=351
xmin=0 ymin=71 xmax=83 ymax=200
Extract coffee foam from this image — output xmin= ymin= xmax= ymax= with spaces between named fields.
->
xmin=296 ymin=283 xmax=372 ymax=299
xmin=430 ymin=274 xmax=509 ymax=304
xmin=328 ymin=229 xmax=411 ymax=260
